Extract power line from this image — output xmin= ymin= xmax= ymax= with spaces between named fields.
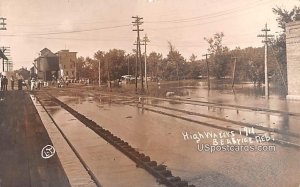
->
xmin=1 ymin=35 xmax=134 ymax=42
xmin=1 ymin=0 xmax=273 ymax=37
xmin=143 ymin=1 xmax=274 ymax=32
xmin=0 ymin=24 xmax=131 ymax=36
xmin=10 ymin=19 xmax=131 ymax=28
xmin=145 ymin=0 xmax=272 ymax=24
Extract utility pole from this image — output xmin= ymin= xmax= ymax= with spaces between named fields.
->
xmin=143 ymin=34 xmax=150 ymax=90
xmin=0 ymin=18 xmax=7 ymax=30
xmin=132 ymin=16 xmax=144 ymax=92
xmin=98 ymin=59 xmax=101 ymax=87
xmin=74 ymin=59 xmax=77 ymax=81
xmin=107 ymin=59 xmax=111 ymax=90
xmin=202 ymin=53 xmax=211 ymax=90
xmin=231 ymin=57 xmax=237 ymax=88
xmin=0 ymin=18 xmax=7 ymax=73
xmin=134 ymin=41 xmax=145 ymax=89
xmin=258 ymin=23 xmax=274 ymax=98
xmin=176 ymin=60 xmax=179 ymax=85
xmin=2 ymin=47 xmax=6 ymax=72
xmin=127 ymin=55 xmax=130 ymax=75
xmin=1 ymin=47 xmax=10 ymax=72
xmin=135 ymin=45 xmax=138 ymax=92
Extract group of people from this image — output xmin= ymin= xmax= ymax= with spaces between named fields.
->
xmin=0 ymin=75 xmax=9 ymax=91
xmin=0 ymin=75 xmax=15 ymax=91
xmin=0 ymin=75 xmax=10 ymax=101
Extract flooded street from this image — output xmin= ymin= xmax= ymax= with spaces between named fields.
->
xmin=4 ymin=1 xmax=300 ymax=186
xmin=36 ymin=82 xmax=300 ymax=187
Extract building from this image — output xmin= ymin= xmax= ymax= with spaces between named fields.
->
xmin=56 ymin=50 xmax=77 ymax=80
xmin=286 ymin=21 xmax=300 ymax=100
xmin=34 ymin=48 xmax=59 ymax=81
xmin=33 ymin=48 xmax=77 ymax=81
xmin=16 ymin=67 xmax=30 ymax=80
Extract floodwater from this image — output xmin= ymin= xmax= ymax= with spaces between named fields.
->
xmin=37 ymin=98 xmax=162 ymax=187
xmin=46 ymin=81 xmax=300 ymax=187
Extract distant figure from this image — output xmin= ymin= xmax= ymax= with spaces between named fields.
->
xmin=10 ymin=76 xmax=15 ymax=90
xmin=0 ymin=75 xmax=3 ymax=100
xmin=0 ymin=75 xmax=3 ymax=91
xmin=18 ymin=79 xmax=23 ymax=90
xmin=3 ymin=76 xmax=8 ymax=91
xmin=137 ymin=96 xmax=145 ymax=108
xmin=30 ymin=78 xmax=35 ymax=91
xmin=37 ymin=80 xmax=41 ymax=90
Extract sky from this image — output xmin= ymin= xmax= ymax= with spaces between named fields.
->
xmin=0 ymin=0 xmax=299 ymax=70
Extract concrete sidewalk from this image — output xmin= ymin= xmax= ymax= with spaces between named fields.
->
xmin=0 ymin=91 xmax=70 ymax=187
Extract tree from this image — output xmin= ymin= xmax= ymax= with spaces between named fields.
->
xmin=76 ymin=56 xmax=97 ymax=80
xmin=189 ymin=54 xmax=197 ymax=63
xmin=163 ymin=42 xmax=186 ymax=80
xmin=273 ymin=6 xmax=300 ymax=31
xmin=204 ymin=32 xmax=230 ymax=79
xmin=271 ymin=5 xmax=300 ymax=89
xmin=229 ymin=47 xmax=264 ymax=84
xmin=93 ymin=50 xmax=105 ymax=83
xmin=204 ymin=32 xmax=227 ymax=54
xmin=103 ymin=49 xmax=126 ymax=81
xmin=147 ymin=52 xmax=163 ymax=80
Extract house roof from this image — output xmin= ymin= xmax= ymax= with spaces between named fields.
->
xmin=0 ymin=50 xmax=8 ymax=60
xmin=40 ymin=48 xmax=56 ymax=57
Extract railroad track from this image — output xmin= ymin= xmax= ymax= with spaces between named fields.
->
xmin=90 ymin=92 xmax=300 ymax=149
xmin=53 ymin=87 xmax=300 ymax=117
xmin=144 ymin=96 xmax=300 ymax=117
xmin=35 ymin=91 xmax=196 ymax=187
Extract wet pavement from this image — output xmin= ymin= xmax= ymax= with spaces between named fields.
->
xmin=0 ymin=91 xmax=70 ymax=187
xmin=35 ymin=82 xmax=300 ymax=187
xmin=32 ymin=95 xmax=97 ymax=187
xmin=58 ymin=97 xmax=299 ymax=187
xmin=34 ymin=94 xmax=163 ymax=187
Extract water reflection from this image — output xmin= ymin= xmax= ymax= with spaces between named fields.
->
xmin=51 ymin=79 xmax=298 ymax=146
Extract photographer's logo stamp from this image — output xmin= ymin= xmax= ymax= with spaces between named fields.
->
xmin=41 ymin=145 xmax=56 ymax=159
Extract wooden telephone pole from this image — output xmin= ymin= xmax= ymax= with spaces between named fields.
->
xmin=0 ymin=18 xmax=8 ymax=72
xmin=202 ymin=53 xmax=211 ymax=90
xmin=143 ymin=34 xmax=150 ymax=90
xmin=258 ymin=23 xmax=274 ymax=98
xmin=132 ymin=16 xmax=144 ymax=92
xmin=231 ymin=57 xmax=237 ymax=88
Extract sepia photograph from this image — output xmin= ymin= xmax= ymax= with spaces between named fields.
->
xmin=0 ymin=0 xmax=300 ymax=187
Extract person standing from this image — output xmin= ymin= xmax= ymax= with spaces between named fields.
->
xmin=0 ymin=75 xmax=3 ymax=91
xmin=10 ymin=76 xmax=15 ymax=90
xmin=0 ymin=75 xmax=3 ymax=101
xmin=3 ymin=76 xmax=8 ymax=91
xmin=30 ymin=78 xmax=35 ymax=91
